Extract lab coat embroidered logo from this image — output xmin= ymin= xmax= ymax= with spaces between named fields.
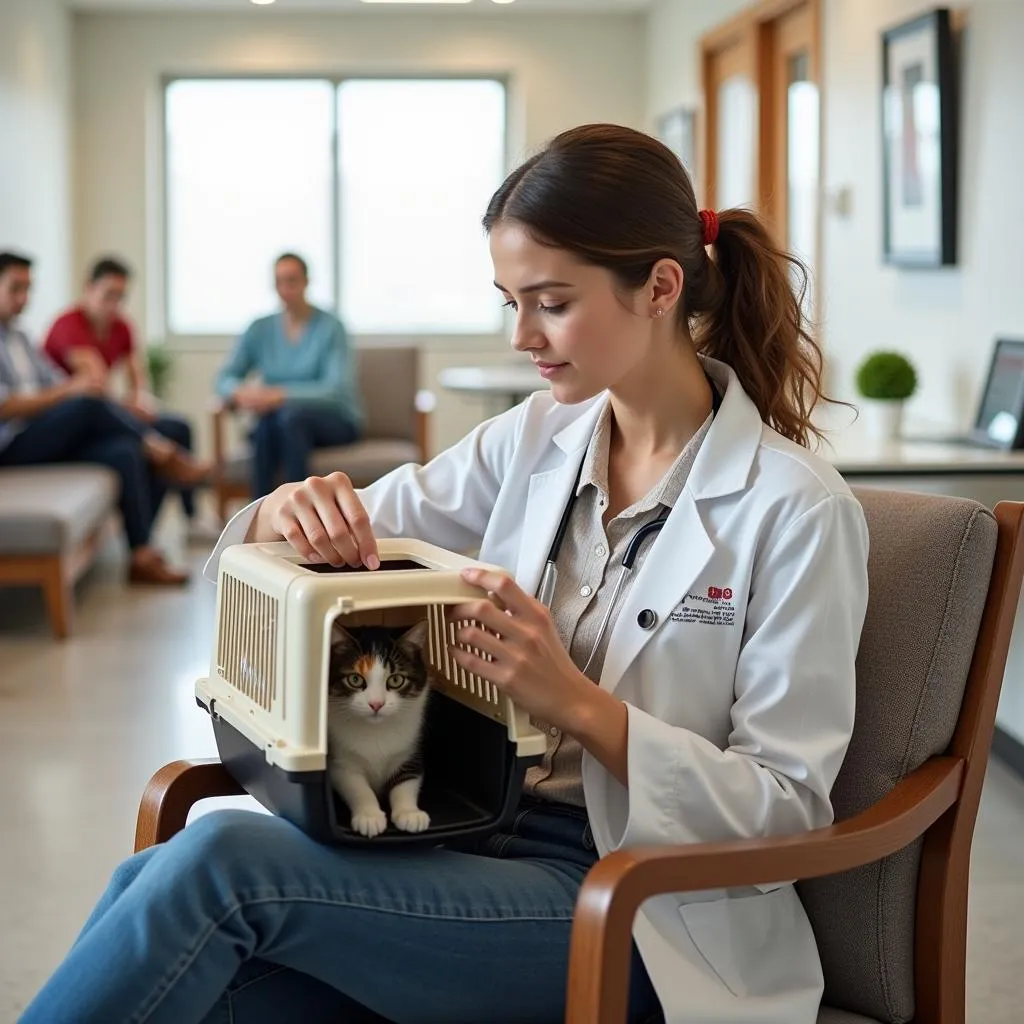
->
xmin=671 ymin=586 xmax=736 ymax=626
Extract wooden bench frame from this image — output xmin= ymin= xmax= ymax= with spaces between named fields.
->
xmin=0 ymin=513 xmax=116 ymax=638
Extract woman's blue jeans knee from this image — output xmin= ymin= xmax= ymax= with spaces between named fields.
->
xmin=20 ymin=805 xmax=661 ymax=1024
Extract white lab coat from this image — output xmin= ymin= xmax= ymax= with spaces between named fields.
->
xmin=208 ymin=358 xmax=870 ymax=1024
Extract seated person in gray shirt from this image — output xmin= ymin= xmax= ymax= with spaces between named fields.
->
xmin=0 ymin=252 xmax=208 ymax=586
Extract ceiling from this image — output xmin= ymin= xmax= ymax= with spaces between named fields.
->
xmin=69 ymin=0 xmax=652 ymax=12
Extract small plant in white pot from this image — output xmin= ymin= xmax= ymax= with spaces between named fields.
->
xmin=854 ymin=351 xmax=918 ymax=442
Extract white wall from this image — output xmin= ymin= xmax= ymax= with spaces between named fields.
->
xmin=822 ymin=0 xmax=1024 ymax=431
xmin=0 ymin=0 xmax=73 ymax=335
xmin=647 ymin=0 xmax=1024 ymax=743
xmin=72 ymin=10 xmax=647 ymax=455
xmin=648 ymin=0 xmax=1024 ymax=430
xmin=818 ymin=0 xmax=1024 ymax=747
xmin=646 ymin=0 xmax=749 ymax=147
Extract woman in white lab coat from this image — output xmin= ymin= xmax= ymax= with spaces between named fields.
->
xmin=22 ymin=124 xmax=868 ymax=1024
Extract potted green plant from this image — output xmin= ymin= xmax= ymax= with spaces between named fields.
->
xmin=854 ymin=351 xmax=918 ymax=442
xmin=146 ymin=344 xmax=175 ymax=402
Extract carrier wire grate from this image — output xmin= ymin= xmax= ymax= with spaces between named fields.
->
xmin=427 ymin=603 xmax=500 ymax=708
xmin=217 ymin=575 xmax=279 ymax=711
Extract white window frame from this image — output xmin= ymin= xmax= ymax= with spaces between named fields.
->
xmin=159 ymin=73 xmax=509 ymax=347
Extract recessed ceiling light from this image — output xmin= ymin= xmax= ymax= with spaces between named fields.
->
xmin=250 ymin=0 xmax=276 ymax=6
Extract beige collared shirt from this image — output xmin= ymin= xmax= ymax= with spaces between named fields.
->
xmin=524 ymin=400 xmax=714 ymax=807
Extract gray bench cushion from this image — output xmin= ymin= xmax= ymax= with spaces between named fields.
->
xmin=0 ymin=465 xmax=118 ymax=555
xmin=223 ymin=440 xmax=421 ymax=490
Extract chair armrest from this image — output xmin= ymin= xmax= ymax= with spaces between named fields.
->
xmin=414 ymin=389 xmax=435 ymax=463
xmin=210 ymin=404 xmax=233 ymax=478
xmin=566 ymin=755 xmax=963 ymax=1024
xmin=134 ymin=758 xmax=245 ymax=853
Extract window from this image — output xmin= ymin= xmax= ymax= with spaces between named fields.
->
xmin=165 ymin=80 xmax=336 ymax=336
xmin=338 ymin=80 xmax=506 ymax=334
xmin=165 ymin=77 xmax=506 ymax=337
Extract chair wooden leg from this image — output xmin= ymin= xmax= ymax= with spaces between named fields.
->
xmin=40 ymin=556 xmax=71 ymax=640
xmin=216 ymin=483 xmax=230 ymax=526
xmin=134 ymin=759 xmax=246 ymax=852
xmin=916 ymin=807 xmax=969 ymax=1024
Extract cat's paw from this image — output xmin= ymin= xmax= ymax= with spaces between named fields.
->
xmin=392 ymin=808 xmax=431 ymax=833
xmin=351 ymin=808 xmax=388 ymax=838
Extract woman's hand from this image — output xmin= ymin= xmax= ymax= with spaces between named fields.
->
xmin=448 ymin=569 xmax=597 ymax=733
xmin=248 ymin=472 xmax=380 ymax=569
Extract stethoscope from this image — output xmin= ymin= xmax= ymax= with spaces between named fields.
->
xmin=536 ymin=375 xmax=723 ymax=676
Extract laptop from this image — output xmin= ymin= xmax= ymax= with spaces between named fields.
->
xmin=908 ymin=338 xmax=1024 ymax=450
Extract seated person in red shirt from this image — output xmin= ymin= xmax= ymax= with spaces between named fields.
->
xmin=44 ymin=257 xmax=202 ymax=522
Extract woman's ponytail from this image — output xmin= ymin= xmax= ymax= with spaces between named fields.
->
xmin=688 ymin=208 xmax=826 ymax=448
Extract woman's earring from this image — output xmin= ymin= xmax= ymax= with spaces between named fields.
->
xmin=655 ymin=307 xmax=665 ymax=318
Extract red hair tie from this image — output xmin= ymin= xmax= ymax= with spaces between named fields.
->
xmin=699 ymin=209 xmax=719 ymax=247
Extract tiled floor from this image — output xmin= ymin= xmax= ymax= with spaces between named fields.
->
xmin=1 ymin=527 xmax=1023 ymax=1022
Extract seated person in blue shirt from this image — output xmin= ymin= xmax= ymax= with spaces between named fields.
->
xmin=215 ymin=253 xmax=364 ymax=499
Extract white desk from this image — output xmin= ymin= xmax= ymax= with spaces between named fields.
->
xmin=437 ymin=365 xmax=547 ymax=413
xmin=438 ymin=369 xmax=1024 ymax=480
xmin=438 ymin=368 xmax=1024 ymax=759
xmin=823 ymin=434 xmax=1024 ymax=479
xmin=816 ymin=428 xmax=1024 ymax=768
xmin=437 ymin=375 xmax=1024 ymax=769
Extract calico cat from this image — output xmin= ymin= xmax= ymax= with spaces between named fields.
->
xmin=326 ymin=620 xmax=432 ymax=838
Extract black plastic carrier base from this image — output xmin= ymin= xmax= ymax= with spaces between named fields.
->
xmin=202 ymin=688 xmax=541 ymax=847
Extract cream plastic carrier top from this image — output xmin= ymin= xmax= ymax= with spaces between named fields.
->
xmin=197 ymin=539 xmax=547 ymax=774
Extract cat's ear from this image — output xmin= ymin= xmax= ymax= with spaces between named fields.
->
xmin=331 ymin=621 xmax=357 ymax=652
xmin=398 ymin=620 xmax=429 ymax=652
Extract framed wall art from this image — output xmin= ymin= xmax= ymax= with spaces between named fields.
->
xmin=657 ymin=106 xmax=698 ymax=183
xmin=881 ymin=7 xmax=957 ymax=267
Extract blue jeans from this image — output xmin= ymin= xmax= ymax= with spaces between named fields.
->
xmin=0 ymin=396 xmax=160 ymax=548
xmin=251 ymin=404 xmax=360 ymax=499
xmin=20 ymin=800 xmax=661 ymax=1024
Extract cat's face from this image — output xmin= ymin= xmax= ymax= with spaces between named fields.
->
xmin=328 ymin=621 xmax=430 ymax=722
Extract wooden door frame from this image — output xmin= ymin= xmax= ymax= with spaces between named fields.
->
xmin=699 ymin=0 xmax=822 ymax=223
xmin=768 ymin=1 xmax=820 ymax=244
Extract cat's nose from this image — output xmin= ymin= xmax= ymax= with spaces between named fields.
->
xmin=368 ymin=700 xmax=384 ymax=713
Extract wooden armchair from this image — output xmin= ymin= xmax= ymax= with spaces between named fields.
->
xmin=136 ymin=491 xmax=1024 ymax=1024
xmin=211 ymin=345 xmax=431 ymax=523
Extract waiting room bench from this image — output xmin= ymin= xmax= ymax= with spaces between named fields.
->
xmin=0 ymin=465 xmax=119 ymax=638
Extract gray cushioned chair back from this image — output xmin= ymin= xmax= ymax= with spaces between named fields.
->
xmin=356 ymin=347 xmax=419 ymax=441
xmin=797 ymin=488 xmax=997 ymax=1023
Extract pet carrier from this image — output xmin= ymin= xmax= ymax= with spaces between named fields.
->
xmin=196 ymin=539 xmax=546 ymax=846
